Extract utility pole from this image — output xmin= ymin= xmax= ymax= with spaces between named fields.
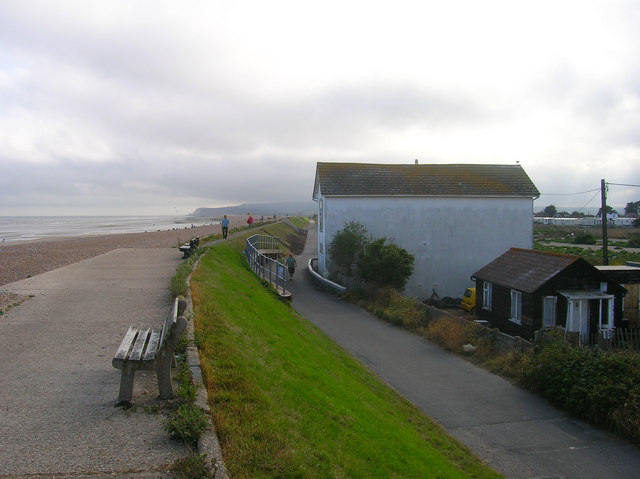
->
xmin=601 ymin=179 xmax=608 ymax=265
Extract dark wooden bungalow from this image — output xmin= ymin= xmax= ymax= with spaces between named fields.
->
xmin=471 ymin=248 xmax=627 ymax=343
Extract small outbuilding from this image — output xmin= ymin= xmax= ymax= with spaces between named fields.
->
xmin=597 ymin=263 xmax=640 ymax=328
xmin=472 ymin=248 xmax=627 ymax=343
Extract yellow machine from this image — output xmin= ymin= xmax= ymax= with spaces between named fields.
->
xmin=461 ymin=287 xmax=476 ymax=312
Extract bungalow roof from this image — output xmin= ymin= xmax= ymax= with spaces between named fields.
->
xmin=313 ymin=162 xmax=540 ymax=198
xmin=471 ymin=248 xmax=618 ymax=294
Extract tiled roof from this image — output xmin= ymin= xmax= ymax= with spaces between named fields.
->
xmin=314 ymin=162 xmax=539 ymax=197
xmin=471 ymin=248 xmax=581 ymax=293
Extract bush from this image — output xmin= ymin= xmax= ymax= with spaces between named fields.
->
xmin=521 ymin=341 xmax=640 ymax=440
xmin=573 ymin=233 xmax=596 ymax=245
xmin=328 ymin=221 xmax=367 ymax=277
xmin=357 ymin=237 xmax=415 ymax=290
xmin=627 ymin=235 xmax=640 ymax=248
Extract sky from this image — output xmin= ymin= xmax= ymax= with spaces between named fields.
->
xmin=1 ymin=0 xmax=639 ymax=216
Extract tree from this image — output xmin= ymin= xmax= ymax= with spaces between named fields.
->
xmin=542 ymin=205 xmax=557 ymax=217
xmin=597 ymin=206 xmax=618 ymax=218
xmin=357 ymin=237 xmax=415 ymax=290
xmin=328 ymin=221 xmax=367 ymax=276
xmin=625 ymin=201 xmax=640 ymax=216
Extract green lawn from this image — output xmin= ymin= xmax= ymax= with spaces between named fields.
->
xmin=190 ymin=231 xmax=502 ymax=478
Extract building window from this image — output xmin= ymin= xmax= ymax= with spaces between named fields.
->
xmin=482 ymin=282 xmax=492 ymax=311
xmin=543 ymin=296 xmax=556 ymax=327
xmin=319 ymin=199 xmax=324 ymax=233
xmin=510 ymin=290 xmax=522 ymax=324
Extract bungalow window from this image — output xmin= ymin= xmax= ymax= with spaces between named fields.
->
xmin=482 ymin=282 xmax=492 ymax=311
xmin=510 ymin=290 xmax=522 ymax=324
xmin=543 ymin=296 xmax=556 ymax=327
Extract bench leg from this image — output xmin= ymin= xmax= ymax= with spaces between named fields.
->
xmin=116 ymin=365 xmax=136 ymax=406
xmin=157 ymin=358 xmax=175 ymax=400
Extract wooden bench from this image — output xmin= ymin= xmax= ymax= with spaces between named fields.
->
xmin=179 ymin=237 xmax=200 ymax=258
xmin=112 ymin=298 xmax=188 ymax=406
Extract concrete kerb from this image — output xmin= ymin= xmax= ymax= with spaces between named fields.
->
xmin=183 ymin=251 xmax=230 ymax=479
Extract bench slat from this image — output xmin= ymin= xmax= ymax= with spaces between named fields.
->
xmin=143 ymin=328 xmax=162 ymax=361
xmin=114 ymin=326 xmax=139 ymax=361
xmin=159 ymin=299 xmax=178 ymax=349
xmin=129 ymin=328 xmax=150 ymax=361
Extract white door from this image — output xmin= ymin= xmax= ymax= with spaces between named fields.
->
xmin=567 ymin=299 xmax=589 ymax=343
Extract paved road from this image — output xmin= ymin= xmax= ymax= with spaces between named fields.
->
xmin=0 ymin=248 xmax=187 ymax=478
xmin=287 ymin=224 xmax=640 ymax=479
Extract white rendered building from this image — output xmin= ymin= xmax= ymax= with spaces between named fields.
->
xmin=313 ymin=162 xmax=540 ymax=299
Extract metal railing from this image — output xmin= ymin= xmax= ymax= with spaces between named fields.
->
xmin=246 ymin=234 xmax=289 ymax=296
xmin=284 ymin=218 xmax=304 ymax=233
xmin=307 ymin=258 xmax=347 ymax=296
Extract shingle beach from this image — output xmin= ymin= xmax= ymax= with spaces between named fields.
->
xmin=0 ymin=215 xmax=248 ymax=309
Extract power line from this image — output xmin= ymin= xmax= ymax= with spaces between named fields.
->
xmin=577 ymin=190 xmax=601 ymax=212
xmin=538 ymin=188 xmax=600 ymax=196
xmin=607 ymin=182 xmax=640 ymax=188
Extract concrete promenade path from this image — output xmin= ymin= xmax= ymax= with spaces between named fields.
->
xmin=0 ymin=248 xmax=187 ymax=478
xmin=287 ymin=223 xmax=640 ymax=479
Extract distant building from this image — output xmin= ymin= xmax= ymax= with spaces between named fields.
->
xmin=312 ymin=162 xmax=539 ymax=298
xmin=533 ymin=216 xmax=636 ymax=227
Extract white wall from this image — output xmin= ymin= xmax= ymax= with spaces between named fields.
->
xmin=318 ymin=196 xmax=534 ymax=299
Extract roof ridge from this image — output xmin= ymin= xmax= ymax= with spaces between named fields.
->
xmin=509 ymin=247 xmax=580 ymax=261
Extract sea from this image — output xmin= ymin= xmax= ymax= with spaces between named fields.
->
xmin=0 ymin=215 xmax=220 ymax=243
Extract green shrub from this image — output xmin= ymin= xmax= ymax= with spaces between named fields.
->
xmin=484 ymin=350 xmax=532 ymax=379
xmin=628 ymin=236 xmax=640 ymax=248
xmin=521 ymin=341 xmax=640 ymax=440
xmin=357 ymin=237 xmax=415 ymax=290
xmin=328 ymin=221 xmax=367 ymax=277
xmin=573 ymin=233 xmax=596 ymax=245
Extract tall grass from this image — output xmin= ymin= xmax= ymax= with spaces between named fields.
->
xmin=190 ymin=234 xmax=501 ymax=478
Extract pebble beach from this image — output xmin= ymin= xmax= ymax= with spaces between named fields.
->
xmin=0 ymin=215 xmax=249 ymax=310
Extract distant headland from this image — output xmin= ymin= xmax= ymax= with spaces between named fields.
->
xmin=189 ymin=201 xmax=316 ymax=218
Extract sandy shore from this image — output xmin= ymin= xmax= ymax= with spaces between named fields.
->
xmin=0 ymin=215 xmax=249 ymax=289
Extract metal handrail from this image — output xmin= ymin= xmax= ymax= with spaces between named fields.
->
xmin=246 ymin=234 xmax=288 ymax=296
xmin=307 ymin=258 xmax=346 ymax=295
xmin=284 ymin=218 xmax=304 ymax=233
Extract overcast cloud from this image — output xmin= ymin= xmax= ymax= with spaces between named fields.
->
xmin=1 ymin=0 xmax=639 ymax=215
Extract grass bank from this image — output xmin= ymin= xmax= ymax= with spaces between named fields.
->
xmin=190 ymin=231 xmax=501 ymax=478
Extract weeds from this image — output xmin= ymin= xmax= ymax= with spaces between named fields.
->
xmin=166 ymin=403 xmax=209 ymax=448
xmin=170 ymin=453 xmax=218 ymax=479
xmin=176 ymin=366 xmax=198 ymax=404
xmin=423 ymin=316 xmax=471 ymax=352
xmin=171 ymin=249 xmax=207 ymax=298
